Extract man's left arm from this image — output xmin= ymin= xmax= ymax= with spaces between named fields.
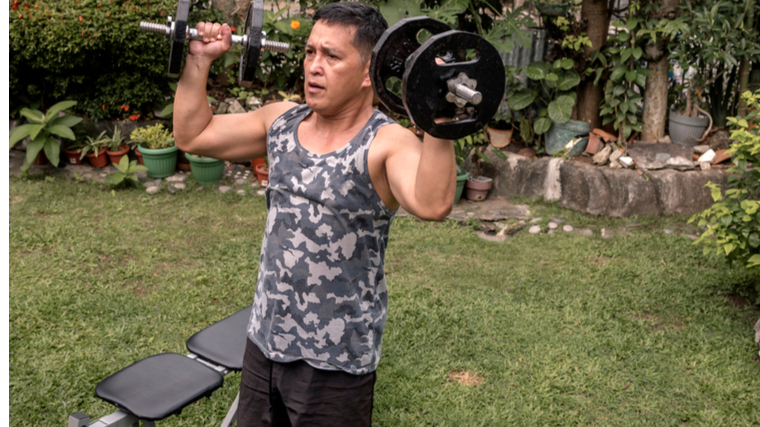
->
xmin=384 ymin=126 xmax=456 ymax=221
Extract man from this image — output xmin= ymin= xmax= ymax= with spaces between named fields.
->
xmin=174 ymin=2 xmax=456 ymax=425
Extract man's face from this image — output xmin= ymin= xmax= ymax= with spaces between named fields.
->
xmin=303 ymin=21 xmax=371 ymax=115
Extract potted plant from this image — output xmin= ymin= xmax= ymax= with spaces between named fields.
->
xmin=132 ymin=124 xmax=177 ymax=178
xmin=62 ymin=139 xmax=86 ymax=165
xmin=534 ymin=0 xmax=569 ymax=18
xmin=461 ymin=132 xmax=506 ymax=202
xmin=485 ymin=98 xmax=514 ymax=149
xmin=104 ymin=127 xmax=130 ymax=166
xmin=79 ymin=131 xmax=110 ymax=168
xmin=186 ymin=153 xmax=225 ymax=185
xmin=254 ymin=157 xmax=269 ymax=187
xmin=453 ymin=136 xmax=474 ymax=204
xmin=9 ymin=100 xmax=83 ymax=173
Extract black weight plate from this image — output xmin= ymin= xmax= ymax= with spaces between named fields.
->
xmin=402 ymin=30 xmax=505 ymax=140
xmin=239 ymin=0 xmax=264 ymax=86
xmin=168 ymin=0 xmax=191 ymax=77
xmin=370 ymin=17 xmax=451 ymax=115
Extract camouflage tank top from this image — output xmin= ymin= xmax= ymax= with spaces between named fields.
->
xmin=248 ymin=104 xmax=397 ymax=375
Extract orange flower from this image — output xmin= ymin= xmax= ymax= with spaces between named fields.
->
xmin=120 ymin=104 xmax=129 ymax=111
xmin=102 ymin=104 xmax=106 ymax=110
xmin=18 ymin=13 xmax=22 ymax=18
xmin=129 ymin=114 xmax=140 ymax=121
xmin=290 ymin=20 xmax=300 ymax=30
xmin=78 ymin=16 xmax=82 ymax=21
xmin=230 ymin=26 xmax=237 ymax=32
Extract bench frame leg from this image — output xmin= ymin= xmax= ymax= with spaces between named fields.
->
xmin=220 ymin=391 xmax=239 ymax=427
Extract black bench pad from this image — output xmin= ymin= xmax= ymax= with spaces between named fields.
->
xmin=95 ymin=353 xmax=224 ymax=421
xmin=185 ymin=306 xmax=251 ymax=371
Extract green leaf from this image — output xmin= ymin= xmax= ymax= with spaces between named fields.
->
xmin=724 ymin=243 xmax=735 ymax=255
xmin=626 ymin=18 xmax=640 ymax=31
xmin=635 ymin=74 xmax=647 ymax=87
xmin=618 ymin=32 xmax=630 ymax=42
xmin=610 ymin=67 xmax=626 ymax=81
xmin=43 ymin=100 xmax=77 ymax=123
xmin=560 ymin=59 xmax=574 ymax=70
xmin=557 ymin=70 xmax=581 ymax=91
xmin=25 ymin=135 xmax=46 ymax=167
xmin=20 ymin=108 xmax=44 ymax=124
xmin=27 ymin=124 xmax=45 ymax=141
xmin=638 ymin=68 xmax=653 ymax=78
xmin=48 ymin=115 xmax=83 ymax=128
xmin=711 ymin=187 xmax=722 ymax=202
xmin=621 ymin=48 xmax=632 ymax=62
xmin=43 ymin=137 xmax=60 ymax=167
xmin=508 ymin=89 xmax=537 ymax=110
xmin=546 ymin=73 xmax=559 ymax=82
xmin=626 ymin=70 xmax=637 ymax=82
xmin=10 ymin=124 xmax=33 ymax=147
xmin=525 ymin=61 xmax=550 ymax=80
xmin=131 ymin=165 xmax=148 ymax=173
xmin=613 ymin=85 xmax=625 ymax=96
xmin=632 ymin=47 xmax=643 ymax=59
xmin=48 ymin=125 xmax=76 ymax=140
xmin=159 ymin=104 xmax=174 ymax=118
xmin=115 ymin=155 xmax=129 ymax=173
xmin=105 ymin=173 xmax=126 ymax=187
xmin=534 ymin=117 xmax=552 ymax=135
xmin=548 ymin=96 xmax=574 ymax=123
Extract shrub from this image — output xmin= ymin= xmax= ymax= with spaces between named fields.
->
xmin=130 ymin=124 xmax=173 ymax=149
xmin=689 ymin=90 xmax=760 ymax=285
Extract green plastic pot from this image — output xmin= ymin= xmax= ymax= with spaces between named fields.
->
xmin=455 ymin=170 xmax=469 ymax=204
xmin=186 ymin=153 xmax=225 ymax=184
xmin=138 ymin=144 xmax=178 ymax=178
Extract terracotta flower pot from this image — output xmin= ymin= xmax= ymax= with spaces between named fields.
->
xmin=107 ymin=145 xmax=130 ymax=166
xmin=62 ymin=147 xmax=83 ymax=165
xmin=134 ymin=148 xmax=144 ymax=165
xmin=465 ymin=176 xmax=493 ymax=201
xmin=254 ymin=163 xmax=270 ymax=187
xmin=32 ymin=151 xmax=49 ymax=165
xmin=251 ymin=157 xmax=267 ymax=170
xmin=86 ymin=148 xmax=109 ymax=168
xmin=486 ymin=126 xmax=513 ymax=148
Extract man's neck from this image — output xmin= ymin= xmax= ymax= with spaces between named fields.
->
xmin=299 ymin=93 xmax=376 ymax=154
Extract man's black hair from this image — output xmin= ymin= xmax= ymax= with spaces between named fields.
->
xmin=313 ymin=2 xmax=388 ymax=63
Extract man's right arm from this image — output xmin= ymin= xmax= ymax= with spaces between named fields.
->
xmin=173 ymin=22 xmax=295 ymax=161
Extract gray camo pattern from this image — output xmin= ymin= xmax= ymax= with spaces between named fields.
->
xmin=248 ymin=104 xmax=397 ymax=375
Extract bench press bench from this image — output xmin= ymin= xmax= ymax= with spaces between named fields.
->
xmin=68 ymin=306 xmax=252 ymax=427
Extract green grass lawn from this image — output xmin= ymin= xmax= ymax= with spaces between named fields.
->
xmin=9 ymin=177 xmax=760 ymax=426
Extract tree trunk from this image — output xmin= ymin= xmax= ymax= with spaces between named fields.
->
xmin=576 ymin=0 xmax=610 ymax=130
xmin=641 ymin=55 xmax=669 ymax=142
xmin=737 ymin=0 xmax=754 ymax=117
xmin=640 ymin=0 xmax=682 ymax=141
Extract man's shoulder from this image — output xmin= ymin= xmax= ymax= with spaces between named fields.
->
xmin=261 ymin=101 xmax=302 ymax=130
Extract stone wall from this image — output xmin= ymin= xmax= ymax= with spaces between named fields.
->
xmin=479 ymin=151 xmax=728 ymax=217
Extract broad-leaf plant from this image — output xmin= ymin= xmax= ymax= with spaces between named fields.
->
xmin=9 ymin=100 xmax=83 ymax=172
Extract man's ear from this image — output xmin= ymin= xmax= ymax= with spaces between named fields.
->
xmin=361 ymin=59 xmax=372 ymax=88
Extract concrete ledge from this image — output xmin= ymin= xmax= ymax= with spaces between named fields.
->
xmin=481 ymin=152 xmax=728 ymax=217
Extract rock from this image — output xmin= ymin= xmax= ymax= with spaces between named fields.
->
xmin=754 ymin=319 xmax=760 ymax=356
xmin=216 ymin=102 xmax=230 ymax=114
xmin=153 ymin=178 xmax=163 ymax=186
xmin=236 ymin=189 xmax=246 ymax=196
xmin=693 ymin=145 xmax=710 ymax=155
xmin=218 ymin=185 xmax=232 ymax=194
xmin=83 ymin=173 xmax=94 ymax=179
xmin=228 ymin=100 xmax=247 ymax=114
xmin=609 ymin=149 xmax=623 ymax=163
xmin=477 ymin=231 xmax=509 ymax=242
xmin=712 ymin=149 xmax=732 ymax=165
xmin=592 ymin=128 xmax=618 ymax=142
xmin=618 ymin=229 xmax=631 ymax=236
xmin=609 ymin=160 xmax=622 ymax=169
xmin=528 ymin=225 xmax=541 ymax=234
xmin=174 ymin=182 xmax=186 ymax=190
xmin=562 ymin=224 xmax=574 ymax=232
xmin=135 ymin=170 xmax=148 ymax=180
xmin=223 ymin=98 xmax=237 ymax=104
xmin=235 ymin=178 xmax=247 ymax=185
xmin=664 ymin=228 xmax=674 ymax=234
xmin=146 ymin=186 xmax=161 ymax=194
xmin=657 ymin=135 xmax=672 ymax=144
xmin=256 ymin=188 xmax=266 ymax=196
xmin=578 ymin=228 xmax=593 ymax=236
xmin=699 ymin=162 xmax=712 ymax=171
xmin=517 ymin=147 xmax=537 ymax=159
xmin=584 ymin=133 xmax=604 ymax=155
xmin=601 ymin=228 xmax=614 ymax=238
xmin=552 ymin=217 xmax=564 ymax=223
xmin=628 ymin=144 xmax=694 ymax=171
xmin=708 ymin=129 xmax=731 ymax=151
xmin=547 ymin=229 xmax=555 ymax=235
xmin=165 ymin=173 xmax=186 ymax=183
xmin=246 ymin=97 xmax=262 ymax=111
xmin=619 ymin=156 xmax=635 ymax=168
xmin=548 ymin=222 xmax=558 ymax=230
xmin=697 ymin=149 xmax=716 ymax=163
xmin=142 ymin=181 xmax=157 ymax=188
xmin=530 ymin=217 xmax=542 ymax=223
xmin=593 ymin=145 xmax=612 ymax=165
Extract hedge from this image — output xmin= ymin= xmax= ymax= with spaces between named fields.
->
xmin=9 ymin=0 xmax=190 ymax=119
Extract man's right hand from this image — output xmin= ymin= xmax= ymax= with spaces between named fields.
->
xmin=188 ymin=22 xmax=233 ymax=63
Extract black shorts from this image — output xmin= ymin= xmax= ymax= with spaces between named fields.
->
xmin=237 ymin=339 xmax=377 ymax=427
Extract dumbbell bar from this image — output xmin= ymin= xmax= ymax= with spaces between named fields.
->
xmin=138 ymin=0 xmax=289 ymax=86
xmin=138 ymin=21 xmax=289 ymax=53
